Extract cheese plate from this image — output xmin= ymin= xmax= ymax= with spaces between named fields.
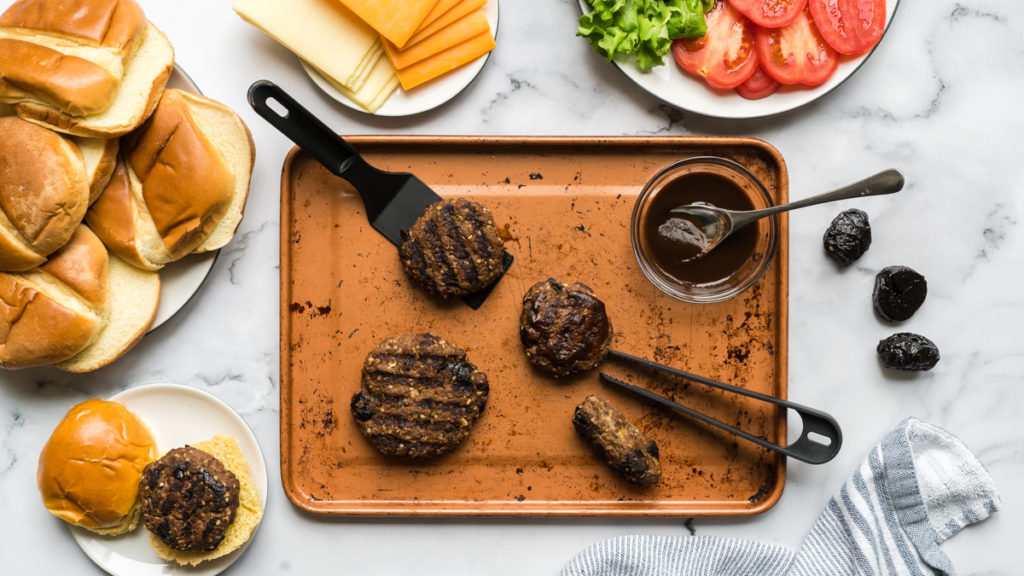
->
xmin=302 ymin=0 xmax=499 ymax=117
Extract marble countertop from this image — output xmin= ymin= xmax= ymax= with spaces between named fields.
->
xmin=2 ymin=0 xmax=1022 ymax=574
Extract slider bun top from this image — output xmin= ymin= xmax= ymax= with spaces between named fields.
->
xmin=0 ymin=115 xmax=89 ymax=272
xmin=36 ymin=398 xmax=157 ymax=535
xmin=0 ymin=0 xmax=174 ymax=137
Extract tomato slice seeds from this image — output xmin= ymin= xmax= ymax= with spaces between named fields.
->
xmin=672 ymin=1 xmax=759 ymax=89
xmin=729 ymin=0 xmax=808 ymax=29
xmin=808 ymin=0 xmax=886 ymax=55
xmin=754 ymin=6 xmax=839 ymax=86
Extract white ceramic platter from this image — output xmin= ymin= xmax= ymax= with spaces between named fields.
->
xmin=70 ymin=383 xmax=268 ymax=576
xmin=302 ymin=0 xmax=499 ymax=117
xmin=577 ymin=0 xmax=899 ymax=119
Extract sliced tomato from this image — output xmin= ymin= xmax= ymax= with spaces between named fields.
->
xmin=808 ymin=0 xmax=886 ymax=55
xmin=754 ymin=6 xmax=839 ymax=86
xmin=729 ymin=0 xmax=808 ymax=29
xmin=671 ymin=1 xmax=758 ymax=89
xmin=735 ymin=66 xmax=780 ymax=99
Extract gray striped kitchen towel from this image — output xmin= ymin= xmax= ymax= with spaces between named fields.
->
xmin=561 ymin=418 xmax=1000 ymax=576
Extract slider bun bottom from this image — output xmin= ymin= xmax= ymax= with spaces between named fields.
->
xmin=148 ymin=435 xmax=263 ymax=566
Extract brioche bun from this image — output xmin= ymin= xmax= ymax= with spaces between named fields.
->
xmin=71 ymin=135 xmax=119 ymax=205
xmin=145 ymin=435 xmax=264 ymax=566
xmin=37 ymin=398 xmax=157 ymax=535
xmin=87 ymin=88 xmax=254 ymax=270
xmin=0 ymin=0 xmax=174 ymax=138
xmin=0 ymin=115 xmax=90 ymax=272
xmin=55 ymin=252 xmax=160 ymax=373
xmin=0 ymin=225 xmax=108 ymax=369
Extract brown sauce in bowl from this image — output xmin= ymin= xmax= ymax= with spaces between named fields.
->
xmin=642 ymin=171 xmax=757 ymax=286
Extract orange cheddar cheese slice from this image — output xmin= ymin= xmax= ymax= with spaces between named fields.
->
xmin=419 ymin=0 xmax=462 ymax=30
xmin=408 ymin=0 xmax=486 ymax=48
xmin=336 ymin=0 xmax=439 ymax=48
xmin=395 ymin=30 xmax=495 ymax=90
xmin=383 ymin=9 xmax=489 ymax=70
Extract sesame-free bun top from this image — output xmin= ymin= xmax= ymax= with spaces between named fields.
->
xmin=0 ymin=225 xmax=109 ymax=369
xmin=37 ymin=398 xmax=157 ymax=535
xmin=0 ymin=0 xmax=174 ymax=137
xmin=0 ymin=0 xmax=147 ymax=53
xmin=0 ymin=115 xmax=89 ymax=272
xmin=86 ymin=88 xmax=254 ymax=270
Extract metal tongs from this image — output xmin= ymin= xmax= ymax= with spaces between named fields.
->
xmin=601 ymin=350 xmax=842 ymax=464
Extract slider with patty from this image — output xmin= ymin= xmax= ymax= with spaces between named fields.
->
xmin=138 ymin=435 xmax=263 ymax=566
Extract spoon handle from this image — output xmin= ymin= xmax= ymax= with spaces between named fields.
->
xmin=732 ymin=169 xmax=904 ymax=230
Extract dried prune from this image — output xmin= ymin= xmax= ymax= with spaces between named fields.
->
xmin=877 ymin=333 xmax=940 ymax=371
xmin=823 ymin=209 xmax=871 ymax=266
xmin=873 ymin=266 xmax=927 ymax=321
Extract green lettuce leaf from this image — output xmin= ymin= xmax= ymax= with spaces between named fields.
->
xmin=577 ymin=0 xmax=712 ymax=72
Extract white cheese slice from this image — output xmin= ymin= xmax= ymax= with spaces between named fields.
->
xmin=345 ymin=40 xmax=384 ymax=92
xmin=233 ymin=0 xmax=378 ymax=91
xmin=314 ymin=54 xmax=398 ymax=113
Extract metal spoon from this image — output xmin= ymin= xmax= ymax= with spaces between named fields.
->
xmin=670 ymin=169 xmax=905 ymax=261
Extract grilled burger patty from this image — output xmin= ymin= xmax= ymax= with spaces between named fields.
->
xmin=139 ymin=446 xmax=240 ymax=552
xmin=573 ymin=395 xmax=662 ymax=486
xmin=399 ymin=198 xmax=505 ymax=298
xmin=519 ymin=278 xmax=613 ymax=377
xmin=350 ymin=333 xmax=490 ymax=458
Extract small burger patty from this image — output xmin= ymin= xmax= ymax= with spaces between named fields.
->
xmin=519 ymin=278 xmax=612 ymax=377
xmin=399 ymin=198 xmax=506 ymax=298
xmin=573 ymin=395 xmax=662 ymax=486
xmin=351 ymin=333 xmax=489 ymax=458
xmin=139 ymin=446 xmax=240 ymax=552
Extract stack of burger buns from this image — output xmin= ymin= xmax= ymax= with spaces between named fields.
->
xmin=0 ymin=0 xmax=173 ymax=137
xmin=0 ymin=0 xmax=254 ymax=372
xmin=37 ymin=398 xmax=264 ymax=565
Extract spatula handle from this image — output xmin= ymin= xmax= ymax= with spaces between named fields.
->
xmin=248 ymin=80 xmax=361 ymax=178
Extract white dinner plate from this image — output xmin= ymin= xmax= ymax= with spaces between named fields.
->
xmin=576 ymin=0 xmax=899 ymax=119
xmin=70 ymin=384 xmax=268 ymax=576
xmin=302 ymin=0 xmax=500 ymax=116
xmin=148 ymin=66 xmax=218 ymax=330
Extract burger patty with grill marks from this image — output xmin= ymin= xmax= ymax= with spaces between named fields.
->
xmin=398 ymin=198 xmax=505 ymax=298
xmin=138 ymin=446 xmax=240 ymax=552
xmin=520 ymin=278 xmax=613 ymax=377
xmin=350 ymin=333 xmax=489 ymax=458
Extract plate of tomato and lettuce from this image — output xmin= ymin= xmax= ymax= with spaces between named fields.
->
xmin=576 ymin=0 xmax=898 ymax=119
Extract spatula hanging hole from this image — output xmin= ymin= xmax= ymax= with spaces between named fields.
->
xmin=807 ymin=431 xmax=832 ymax=446
xmin=787 ymin=413 xmax=803 ymax=445
xmin=265 ymin=96 xmax=289 ymax=119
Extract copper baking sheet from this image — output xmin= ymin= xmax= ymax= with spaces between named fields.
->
xmin=280 ymin=136 xmax=789 ymax=516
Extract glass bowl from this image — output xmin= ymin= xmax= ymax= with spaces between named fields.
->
xmin=630 ymin=156 xmax=779 ymax=303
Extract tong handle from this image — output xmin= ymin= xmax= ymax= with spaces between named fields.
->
xmin=604 ymin=350 xmax=842 ymax=464
xmin=247 ymin=80 xmax=363 ymax=179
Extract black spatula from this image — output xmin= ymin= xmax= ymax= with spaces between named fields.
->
xmin=248 ymin=80 xmax=512 ymax=309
